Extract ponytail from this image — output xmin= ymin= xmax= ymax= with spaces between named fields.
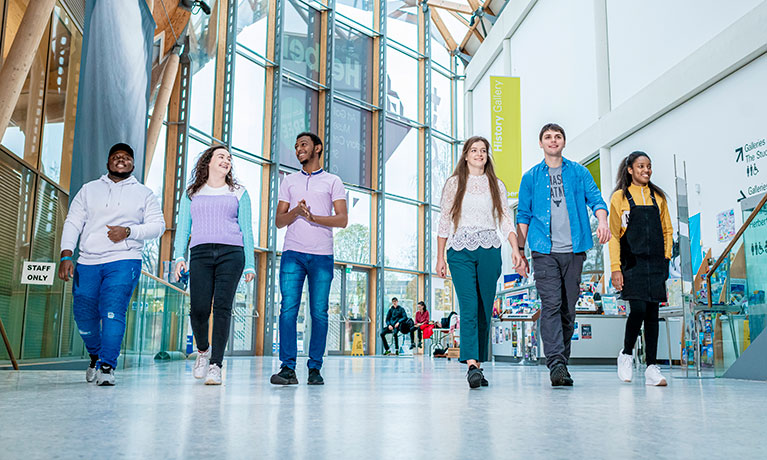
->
xmin=613 ymin=151 xmax=666 ymax=199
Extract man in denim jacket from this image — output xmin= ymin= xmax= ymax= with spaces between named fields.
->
xmin=517 ymin=123 xmax=610 ymax=387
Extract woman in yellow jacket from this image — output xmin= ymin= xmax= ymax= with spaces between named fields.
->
xmin=609 ymin=151 xmax=673 ymax=386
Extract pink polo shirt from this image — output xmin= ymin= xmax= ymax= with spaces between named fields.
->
xmin=278 ymin=169 xmax=347 ymax=255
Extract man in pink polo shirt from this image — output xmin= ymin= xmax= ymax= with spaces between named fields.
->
xmin=270 ymin=132 xmax=348 ymax=386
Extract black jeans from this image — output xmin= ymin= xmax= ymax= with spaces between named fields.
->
xmin=623 ymin=300 xmax=660 ymax=365
xmin=380 ymin=326 xmax=401 ymax=351
xmin=532 ymin=252 xmax=586 ymax=369
xmin=410 ymin=327 xmax=422 ymax=345
xmin=189 ymin=243 xmax=245 ymax=367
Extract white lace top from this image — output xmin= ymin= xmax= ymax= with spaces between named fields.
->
xmin=437 ymin=174 xmax=515 ymax=251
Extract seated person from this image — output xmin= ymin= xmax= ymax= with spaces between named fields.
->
xmin=410 ymin=301 xmax=430 ymax=349
xmin=380 ymin=297 xmax=407 ymax=355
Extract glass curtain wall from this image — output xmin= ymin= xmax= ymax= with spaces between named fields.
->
xmin=0 ymin=2 xmax=85 ymax=363
xmin=174 ymin=0 xmax=463 ymax=355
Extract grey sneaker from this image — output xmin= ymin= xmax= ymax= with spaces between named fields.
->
xmin=205 ymin=364 xmax=222 ymax=385
xmin=86 ymin=366 xmax=98 ymax=383
xmin=96 ymin=365 xmax=115 ymax=386
xmin=193 ymin=349 xmax=211 ymax=379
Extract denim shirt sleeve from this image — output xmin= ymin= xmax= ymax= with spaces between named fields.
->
xmin=516 ymin=172 xmax=533 ymax=226
xmin=581 ymin=166 xmax=608 ymax=214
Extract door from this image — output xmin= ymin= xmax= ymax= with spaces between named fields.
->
xmin=327 ymin=266 xmax=371 ymax=355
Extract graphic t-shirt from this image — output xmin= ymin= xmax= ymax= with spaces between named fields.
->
xmin=549 ymin=166 xmax=573 ymax=253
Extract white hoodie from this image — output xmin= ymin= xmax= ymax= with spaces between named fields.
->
xmin=61 ymin=175 xmax=165 ymax=265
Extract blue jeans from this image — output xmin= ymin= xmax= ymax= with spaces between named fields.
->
xmin=279 ymin=250 xmax=334 ymax=370
xmin=72 ymin=259 xmax=142 ymax=368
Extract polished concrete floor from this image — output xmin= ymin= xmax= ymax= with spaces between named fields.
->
xmin=0 ymin=356 xmax=764 ymax=460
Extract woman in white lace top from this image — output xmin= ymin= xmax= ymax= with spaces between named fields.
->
xmin=435 ymin=136 xmax=523 ymax=389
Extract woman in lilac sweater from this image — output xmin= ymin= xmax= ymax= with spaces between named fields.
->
xmin=173 ymin=145 xmax=255 ymax=385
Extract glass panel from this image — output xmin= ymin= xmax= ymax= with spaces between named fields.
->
xmin=430 ymin=209 xmax=440 ymax=271
xmin=333 ymin=22 xmax=373 ymax=102
xmin=328 ymin=267 xmax=342 ymax=353
xmin=329 ymin=100 xmax=372 ymax=187
xmin=430 ymin=20 xmax=451 ymax=70
xmin=232 ymin=155 xmax=262 ymax=244
xmin=188 ymin=6 xmax=219 ymax=134
xmin=236 ymin=0 xmax=269 ymax=56
xmin=384 ymin=271 xmax=418 ymax=319
xmin=384 ymin=199 xmax=418 ymax=270
xmin=279 ymin=79 xmax=319 ymax=169
xmin=336 ymin=0 xmax=374 ymax=29
xmin=185 ymin=136 xmax=211 ymax=189
xmin=23 ymin=179 xmax=67 ymax=359
xmin=231 ymin=54 xmax=266 ymax=156
xmin=456 ymin=77 xmax=464 ymax=139
xmin=231 ymin=271 xmax=257 ymax=353
xmin=0 ymin=154 xmax=34 ymax=361
xmin=334 ymin=189 xmax=371 ymax=264
xmin=272 ymin=257 xmax=311 ymax=356
xmin=386 ymin=1 xmax=418 ymax=50
xmin=384 ymin=118 xmax=418 ymax=199
xmin=344 ymin=269 xmax=369 ymax=352
xmin=282 ymin=0 xmax=321 ymax=82
xmin=431 ymin=68 xmax=452 ymax=136
xmin=40 ymin=5 xmax=80 ymax=185
xmin=141 ymin=121 xmax=166 ymax=275
xmin=431 ymin=136 xmax=452 ymax=206
xmin=386 ymin=46 xmax=418 ymax=121
xmin=583 ymin=209 xmax=604 ymax=274
xmin=431 ymin=276 xmax=455 ymax=319
xmin=2 ymin=0 xmax=49 ymax=165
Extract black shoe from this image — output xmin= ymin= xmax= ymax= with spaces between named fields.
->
xmin=480 ymin=375 xmax=489 ymax=387
xmin=383 ymin=350 xmax=391 ymax=356
xmin=307 ymin=368 xmax=324 ymax=385
xmin=550 ymin=363 xmax=568 ymax=387
xmin=467 ymin=365 xmax=483 ymax=389
xmin=409 ymin=344 xmax=416 ymax=350
xmin=563 ymin=366 xmax=573 ymax=386
xmin=270 ymin=366 xmax=298 ymax=385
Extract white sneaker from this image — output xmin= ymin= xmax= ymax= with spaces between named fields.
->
xmin=193 ymin=349 xmax=211 ymax=379
xmin=645 ymin=364 xmax=668 ymax=386
xmin=204 ymin=364 xmax=222 ymax=385
xmin=86 ymin=366 xmax=98 ymax=383
xmin=617 ymin=351 xmax=633 ymax=382
xmin=96 ymin=367 xmax=116 ymax=386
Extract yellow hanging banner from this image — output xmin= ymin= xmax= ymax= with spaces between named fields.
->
xmin=490 ymin=76 xmax=522 ymax=199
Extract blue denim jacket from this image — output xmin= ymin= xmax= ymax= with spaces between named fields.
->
xmin=516 ymin=157 xmax=607 ymax=254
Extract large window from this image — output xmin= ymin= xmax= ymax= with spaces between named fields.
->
xmin=333 ymin=22 xmax=373 ymax=103
xmin=329 ymin=100 xmax=372 ymax=188
xmin=187 ymin=8 xmax=218 ymax=135
xmin=336 ymin=0 xmax=374 ymax=29
xmin=384 ymin=118 xmax=418 ymax=200
xmin=279 ymin=79 xmax=319 ymax=169
xmin=431 ymin=276 xmax=455 ymax=318
xmin=386 ymin=45 xmax=419 ymax=121
xmin=334 ymin=189 xmax=372 ymax=264
xmin=232 ymin=155 xmax=263 ymax=245
xmin=384 ymin=198 xmax=418 ymax=270
xmin=236 ymin=0 xmax=269 ymax=56
xmin=431 ymin=136 xmax=453 ymax=205
xmin=231 ymin=53 xmax=267 ymax=157
xmin=431 ymin=68 xmax=452 ymax=136
xmin=282 ymin=0 xmax=321 ymax=82
xmin=384 ymin=271 xmax=418 ymax=317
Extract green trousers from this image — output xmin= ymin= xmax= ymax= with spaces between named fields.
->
xmin=446 ymin=247 xmax=502 ymax=363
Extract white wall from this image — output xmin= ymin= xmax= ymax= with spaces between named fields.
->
xmin=606 ymin=0 xmax=763 ymax=108
xmin=470 ymin=55 xmax=506 ymax=142
xmin=610 ymin=53 xmax=767 ymax=257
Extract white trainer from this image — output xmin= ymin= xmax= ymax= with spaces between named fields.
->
xmin=96 ymin=367 xmax=116 ymax=386
xmin=645 ymin=364 xmax=668 ymax=386
xmin=193 ymin=349 xmax=211 ymax=379
xmin=617 ymin=350 xmax=633 ymax=382
xmin=204 ymin=364 xmax=222 ymax=385
xmin=86 ymin=366 xmax=98 ymax=383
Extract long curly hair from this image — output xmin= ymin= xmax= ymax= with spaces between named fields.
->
xmin=613 ymin=151 xmax=666 ymax=199
xmin=186 ymin=145 xmax=239 ymax=197
xmin=448 ymin=136 xmax=506 ymax=231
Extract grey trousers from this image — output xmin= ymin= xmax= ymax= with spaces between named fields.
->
xmin=532 ymin=252 xmax=586 ymax=369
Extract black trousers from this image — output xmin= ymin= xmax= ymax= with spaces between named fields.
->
xmin=410 ymin=327 xmax=423 ymax=344
xmin=532 ymin=252 xmax=586 ymax=369
xmin=623 ymin=300 xmax=660 ymax=365
xmin=380 ymin=326 xmax=401 ymax=351
xmin=189 ymin=243 xmax=245 ymax=367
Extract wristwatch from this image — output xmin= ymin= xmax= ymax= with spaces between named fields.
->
xmin=125 ymin=227 xmax=131 ymax=238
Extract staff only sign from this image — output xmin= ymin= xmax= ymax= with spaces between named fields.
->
xmin=489 ymin=76 xmax=522 ymax=199
xmin=21 ymin=262 xmax=56 ymax=285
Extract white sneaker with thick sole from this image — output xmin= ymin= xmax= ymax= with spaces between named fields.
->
xmin=193 ymin=349 xmax=211 ymax=379
xmin=617 ymin=351 xmax=633 ymax=382
xmin=86 ymin=366 xmax=98 ymax=383
xmin=645 ymin=364 xmax=668 ymax=386
xmin=96 ymin=367 xmax=115 ymax=386
xmin=205 ymin=364 xmax=222 ymax=385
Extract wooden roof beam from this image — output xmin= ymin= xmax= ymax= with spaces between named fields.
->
xmin=427 ymin=0 xmax=473 ymax=15
xmin=430 ymin=7 xmax=458 ymax=52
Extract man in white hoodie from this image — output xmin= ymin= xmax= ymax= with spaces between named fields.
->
xmin=58 ymin=143 xmax=165 ymax=386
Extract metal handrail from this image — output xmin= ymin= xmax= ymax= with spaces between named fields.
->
xmin=706 ymin=192 xmax=767 ymax=308
xmin=140 ymin=270 xmax=189 ymax=296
